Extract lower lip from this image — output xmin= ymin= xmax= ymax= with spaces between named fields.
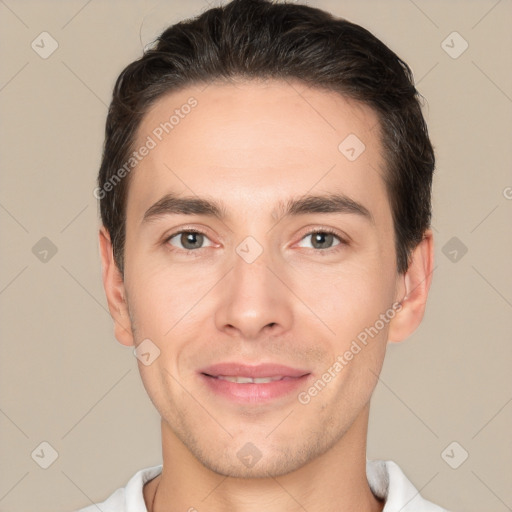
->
xmin=200 ymin=374 xmax=311 ymax=403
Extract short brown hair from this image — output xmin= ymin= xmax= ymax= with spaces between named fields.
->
xmin=98 ymin=0 xmax=435 ymax=274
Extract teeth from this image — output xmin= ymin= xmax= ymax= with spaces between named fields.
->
xmin=216 ymin=375 xmax=283 ymax=384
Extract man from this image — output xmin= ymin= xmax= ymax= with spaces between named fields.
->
xmin=81 ymin=0 xmax=447 ymax=510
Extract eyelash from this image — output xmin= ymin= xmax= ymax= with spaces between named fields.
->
xmin=163 ymin=227 xmax=348 ymax=254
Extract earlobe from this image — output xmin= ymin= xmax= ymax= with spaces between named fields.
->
xmin=98 ymin=227 xmax=134 ymax=346
xmin=387 ymin=230 xmax=434 ymax=343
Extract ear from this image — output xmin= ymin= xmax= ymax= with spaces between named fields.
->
xmin=387 ymin=229 xmax=434 ymax=343
xmin=98 ymin=226 xmax=134 ymax=346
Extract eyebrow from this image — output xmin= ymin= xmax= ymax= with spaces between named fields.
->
xmin=142 ymin=192 xmax=373 ymax=224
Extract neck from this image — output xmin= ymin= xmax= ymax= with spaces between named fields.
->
xmin=145 ymin=404 xmax=383 ymax=512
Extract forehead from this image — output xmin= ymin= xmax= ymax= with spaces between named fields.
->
xmin=128 ymin=80 xmax=388 ymax=220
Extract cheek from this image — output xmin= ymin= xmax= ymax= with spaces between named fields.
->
xmin=293 ymin=258 xmax=397 ymax=342
xmin=124 ymin=256 xmax=203 ymax=332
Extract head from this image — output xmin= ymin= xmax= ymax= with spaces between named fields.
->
xmin=98 ymin=0 xmax=435 ymax=478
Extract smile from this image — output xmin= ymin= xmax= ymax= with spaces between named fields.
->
xmin=212 ymin=375 xmax=292 ymax=384
xmin=198 ymin=364 xmax=312 ymax=402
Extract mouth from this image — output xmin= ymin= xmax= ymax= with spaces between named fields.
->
xmin=198 ymin=363 xmax=311 ymax=402
xmin=209 ymin=375 xmax=297 ymax=384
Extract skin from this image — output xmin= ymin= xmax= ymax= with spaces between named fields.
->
xmin=99 ymin=80 xmax=434 ymax=512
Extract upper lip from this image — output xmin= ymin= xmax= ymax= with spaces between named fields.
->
xmin=199 ymin=363 xmax=310 ymax=378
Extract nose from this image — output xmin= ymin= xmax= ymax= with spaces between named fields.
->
xmin=214 ymin=247 xmax=294 ymax=340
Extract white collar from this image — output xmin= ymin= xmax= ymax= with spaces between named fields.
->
xmin=110 ymin=459 xmax=447 ymax=512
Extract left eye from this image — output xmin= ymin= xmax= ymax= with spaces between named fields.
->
xmin=167 ymin=231 xmax=213 ymax=250
xmin=298 ymin=231 xmax=342 ymax=250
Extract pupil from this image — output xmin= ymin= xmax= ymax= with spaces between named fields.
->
xmin=314 ymin=233 xmax=332 ymax=249
xmin=182 ymin=232 xmax=202 ymax=249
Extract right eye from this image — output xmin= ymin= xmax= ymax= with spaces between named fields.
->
xmin=165 ymin=230 xmax=214 ymax=251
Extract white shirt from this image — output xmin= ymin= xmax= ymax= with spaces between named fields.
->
xmin=76 ymin=459 xmax=448 ymax=511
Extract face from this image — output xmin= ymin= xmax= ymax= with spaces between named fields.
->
xmin=105 ymin=80 xmax=415 ymax=478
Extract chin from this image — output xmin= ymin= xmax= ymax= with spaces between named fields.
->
xmin=201 ymin=451 xmax=304 ymax=479
xmin=188 ymin=434 xmax=330 ymax=480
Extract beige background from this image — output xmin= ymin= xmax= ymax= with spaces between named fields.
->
xmin=0 ymin=0 xmax=511 ymax=511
